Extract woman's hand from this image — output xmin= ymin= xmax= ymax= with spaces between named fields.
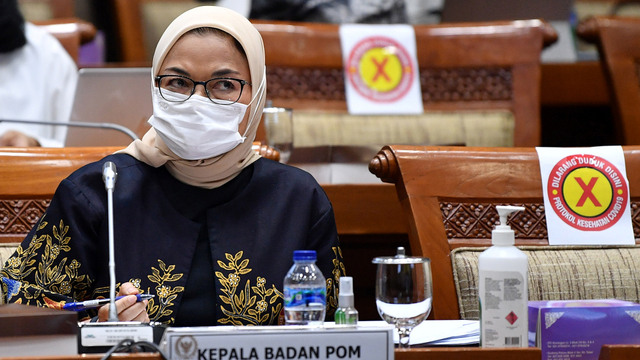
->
xmin=97 ymin=282 xmax=150 ymax=322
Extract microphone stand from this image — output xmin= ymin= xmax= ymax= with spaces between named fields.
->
xmin=0 ymin=119 xmax=139 ymax=141
xmin=78 ymin=162 xmax=165 ymax=354
xmin=103 ymin=162 xmax=118 ymax=322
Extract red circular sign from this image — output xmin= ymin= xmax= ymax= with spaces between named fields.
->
xmin=346 ymin=36 xmax=415 ymax=102
xmin=547 ymin=155 xmax=628 ymax=231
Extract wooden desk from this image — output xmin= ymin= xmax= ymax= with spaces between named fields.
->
xmin=6 ymin=345 xmax=640 ymax=360
xmin=324 ymin=184 xmax=406 ymax=235
xmin=396 ymin=348 xmax=541 ymax=360
xmin=1 ymin=348 xmax=541 ymax=360
xmin=599 ymin=345 xmax=640 ymax=360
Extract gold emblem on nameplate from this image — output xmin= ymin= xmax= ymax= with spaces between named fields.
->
xmin=175 ymin=335 xmax=198 ymax=360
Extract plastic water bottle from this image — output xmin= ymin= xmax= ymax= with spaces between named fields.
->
xmin=283 ymin=250 xmax=326 ymax=326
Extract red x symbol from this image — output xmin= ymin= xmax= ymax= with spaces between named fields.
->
xmin=575 ymin=177 xmax=602 ymax=207
xmin=372 ymin=57 xmax=390 ymax=82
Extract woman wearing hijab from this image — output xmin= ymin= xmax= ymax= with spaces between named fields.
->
xmin=0 ymin=6 xmax=344 ymax=326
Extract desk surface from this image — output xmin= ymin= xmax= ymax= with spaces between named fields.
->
xmin=6 ymin=346 xmax=640 ymax=360
xmin=2 ymin=345 xmax=640 ymax=360
xmin=1 ymin=348 xmax=542 ymax=360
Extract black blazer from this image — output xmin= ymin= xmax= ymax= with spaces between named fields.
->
xmin=1 ymin=154 xmax=344 ymax=325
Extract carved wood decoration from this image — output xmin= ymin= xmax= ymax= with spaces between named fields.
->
xmin=266 ymin=66 xmax=513 ymax=103
xmin=266 ymin=67 xmax=346 ymax=102
xmin=7 ymin=200 xmax=639 ymax=243
xmin=441 ymin=201 xmax=640 ymax=240
xmin=0 ymin=200 xmax=50 ymax=241
xmin=420 ymin=67 xmax=512 ymax=102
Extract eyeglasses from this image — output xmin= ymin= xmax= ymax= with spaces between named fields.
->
xmin=155 ymin=75 xmax=251 ymax=105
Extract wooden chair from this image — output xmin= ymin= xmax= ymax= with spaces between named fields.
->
xmin=110 ymin=6 xmax=556 ymax=147
xmin=32 ymin=17 xmax=97 ymax=64
xmin=369 ymin=145 xmax=640 ymax=320
xmin=113 ymin=0 xmax=219 ymax=63
xmin=576 ymin=16 xmax=640 ymax=145
xmin=255 ymin=20 xmax=556 ymax=148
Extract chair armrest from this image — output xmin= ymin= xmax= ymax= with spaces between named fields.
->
xmin=252 ymin=141 xmax=281 ymax=162
xmin=32 ymin=17 xmax=97 ymax=44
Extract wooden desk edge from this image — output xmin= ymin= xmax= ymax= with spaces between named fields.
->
xmin=2 ymin=348 xmax=543 ymax=360
xmin=8 ymin=345 xmax=640 ymax=360
xmin=395 ymin=347 xmax=541 ymax=360
xmin=599 ymin=344 xmax=640 ymax=360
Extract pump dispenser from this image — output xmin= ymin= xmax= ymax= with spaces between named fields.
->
xmin=478 ymin=206 xmax=528 ymax=348
xmin=493 ymin=206 xmax=522 ymax=245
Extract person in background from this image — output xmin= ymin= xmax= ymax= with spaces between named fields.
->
xmin=249 ymin=0 xmax=407 ymax=23
xmin=0 ymin=6 xmax=344 ymax=326
xmin=0 ymin=0 xmax=77 ymax=147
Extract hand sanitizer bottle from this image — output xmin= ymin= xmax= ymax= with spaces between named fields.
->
xmin=479 ymin=206 xmax=528 ymax=348
xmin=334 ymin=276 xmax=358 ymax=326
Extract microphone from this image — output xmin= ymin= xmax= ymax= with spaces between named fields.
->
xmin=78 ymin=161 xmax=166 ymax=354
xmin=102 ymin=161 xmax=118 ymax=322
xmin=102 ymin=161 xmax=118 ymax=191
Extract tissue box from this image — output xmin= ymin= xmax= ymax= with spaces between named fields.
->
xmin=528 ymin=299 xmax=640 ymax=360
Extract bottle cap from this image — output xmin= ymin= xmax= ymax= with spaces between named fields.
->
xmin=339 ymin=276 xmax=354 ymax=307
xmin=492 ymin=206 xmax=525 ymax=245
xmin=293 ymin=250 xmax=316 ymax=261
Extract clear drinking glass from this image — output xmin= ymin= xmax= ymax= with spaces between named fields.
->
xmin=372 ymin=247 xmax=433 ymax=349
xmin=263 ymin=107 xmax=293 ymax=163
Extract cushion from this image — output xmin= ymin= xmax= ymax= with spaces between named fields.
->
xmin=293 ymin=110 xmax=515 ymax=148
xmin=451 ymin=246 xmax=640 ymax=320
xmin=18 ymin=2 xmax=53 ymax=22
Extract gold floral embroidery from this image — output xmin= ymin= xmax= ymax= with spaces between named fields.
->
xmin=216 ymin=251 xmax=283 ymax=325
xmin=146 ymin=260 xmax=184 ymax=324
xmin=1 ymin=216 xmax=91 ymax=305
xmin=129 ymin=278 xmax=142 ymax=289
xmin=327 ymin=246 xmax=346 ymax=316
xmin=92 ymin=260 xmax=184 ymax=325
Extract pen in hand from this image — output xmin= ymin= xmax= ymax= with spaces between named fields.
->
xmin=63 ymin=294 xmax=155 ymax=311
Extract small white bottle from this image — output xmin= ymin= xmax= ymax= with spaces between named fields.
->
xmin=334 ymin=276 xmax=359 ymax=326
xmin=478 ymin=206 xmax=528 ymax=348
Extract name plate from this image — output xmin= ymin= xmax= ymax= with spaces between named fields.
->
xmin=79 ymin=322 xmax=155 ymax=347
xmin=160 ymin=323 xmax=394 ymax=360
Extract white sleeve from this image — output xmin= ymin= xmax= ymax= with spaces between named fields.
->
xmin=37 ymin=25 xmax=78 ymax=147
xmin=0 ymin=23 xmax=78 ymax=148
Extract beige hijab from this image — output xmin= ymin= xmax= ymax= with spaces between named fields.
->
xmin=120 ymin=6 xmax=266 ymax=188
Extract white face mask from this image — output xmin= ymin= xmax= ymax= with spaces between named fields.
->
xmin=149 ymin=88 xmax=249 ymax=160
